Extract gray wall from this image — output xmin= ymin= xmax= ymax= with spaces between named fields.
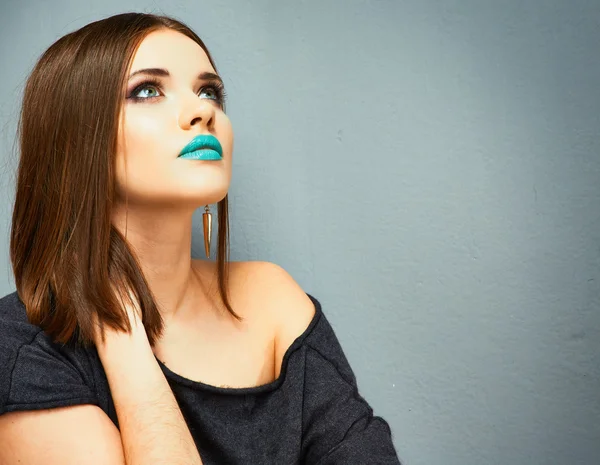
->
xmin=1 ymin=1 xmax=598 ymax=464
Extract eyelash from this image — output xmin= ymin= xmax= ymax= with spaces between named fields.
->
xmin=128 ymin=78 xmax=228 ymax=107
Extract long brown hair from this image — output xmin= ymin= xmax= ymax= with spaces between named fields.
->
xmin=9 ymin=12 xmax=241 ymax=349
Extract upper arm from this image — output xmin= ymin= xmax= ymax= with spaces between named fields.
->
xmin=250 ymin=261 xmax=316 ymax=378
xmin=0 ymin=404 xmax=125 ymax=464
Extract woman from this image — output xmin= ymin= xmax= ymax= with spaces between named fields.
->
xmin=0 ymin=12 xmax=401 ymax=465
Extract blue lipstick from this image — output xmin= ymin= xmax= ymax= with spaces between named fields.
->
xmin=178 ymin=134 xmax=223 ymax=160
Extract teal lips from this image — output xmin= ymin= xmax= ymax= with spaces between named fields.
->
xmin=178 ymin=134 xmax=223 ymax=160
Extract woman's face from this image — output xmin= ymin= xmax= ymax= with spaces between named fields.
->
xmin=115 ymin=29 xmax=232 ymax=209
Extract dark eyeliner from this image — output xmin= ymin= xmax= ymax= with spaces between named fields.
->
xmin=127 ymin=78 xmax=163 ymax=101
xmin=127 ymin=78 xmax=227 ymax=107
xmin=211 ymin=80 xmax=228 ymax=106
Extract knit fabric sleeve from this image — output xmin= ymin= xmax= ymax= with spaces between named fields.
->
xmin=0 ymin=293 xmax=98 ymax=415
xmin=300 ymin=303 xmax=402 ymax=465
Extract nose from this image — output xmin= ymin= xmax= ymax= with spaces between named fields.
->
xmin=178 ymin=95 xmax=216 ymax=131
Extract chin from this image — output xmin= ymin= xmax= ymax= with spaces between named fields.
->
xmin=193 ymin=186 xmax=230 ymax=206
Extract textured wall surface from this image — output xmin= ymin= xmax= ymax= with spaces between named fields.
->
xmin=0 ymin=1 xmax=598 ymax=464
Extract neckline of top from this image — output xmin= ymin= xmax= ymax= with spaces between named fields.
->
xmin=154 ymin=292 xmax=323 ymax=396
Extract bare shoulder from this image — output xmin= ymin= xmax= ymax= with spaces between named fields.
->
xmin=193 ymin=259 xmax=316 ymax=368
xmin=194 ymin=257 xmax=314 ymax=312
xmin=232 ymin=260 xmax=315 ymax=322
xmin=234 ymin=261 xmax=316 ymax=375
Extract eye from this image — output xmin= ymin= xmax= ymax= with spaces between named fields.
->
xmin=128 ymin=79 xmax=163 ymax=101
xmin=127 ymin=79 xmax=227 ymax=108
xmin=133 ymin=85 xmax=160 ymax=99
xmin=200 ymin=86 xmax=219 ymax=100
xmin=199 ymin=83 xmax=227 ymax=107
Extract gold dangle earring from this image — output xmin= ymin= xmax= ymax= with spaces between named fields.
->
xmin=202 ymin=204 xmax=212 ymax=259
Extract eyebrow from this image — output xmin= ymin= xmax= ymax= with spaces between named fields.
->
xmin=128 ymin=68 xmax=223 ymax=84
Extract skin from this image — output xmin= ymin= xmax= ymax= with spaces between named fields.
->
xmin=112 ymin=28 xmax=234 ymax=328
xmin=108 ymin=27 xmax=277 ymax=394
xmin=0 ymin=27 xmax=317 ymax=465
xmin=90 ymin=29 xmax=239 ymax=464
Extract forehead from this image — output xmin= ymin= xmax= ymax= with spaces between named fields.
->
xmin=129 ymin=28 xmax=215 ymax=74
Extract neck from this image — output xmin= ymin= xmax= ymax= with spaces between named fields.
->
xmin=110 ymin=204 xmax=205 ymax=325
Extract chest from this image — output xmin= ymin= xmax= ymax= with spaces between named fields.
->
xmin=152 ymin=313 xmax=277 ymax=389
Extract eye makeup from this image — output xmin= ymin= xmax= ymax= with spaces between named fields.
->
xmin=126 ymin=77 xmax=228 ymax=108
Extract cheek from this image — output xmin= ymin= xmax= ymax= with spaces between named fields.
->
xmin=218 ymin=114 xmax=234 ymax=154
xmin=119 ymin=113 xmax=172 ymax=166
xmin=125 ymin=114 xmax=164 ymax=150
xmin=114 ymin=117 xmax=172 ymax=197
